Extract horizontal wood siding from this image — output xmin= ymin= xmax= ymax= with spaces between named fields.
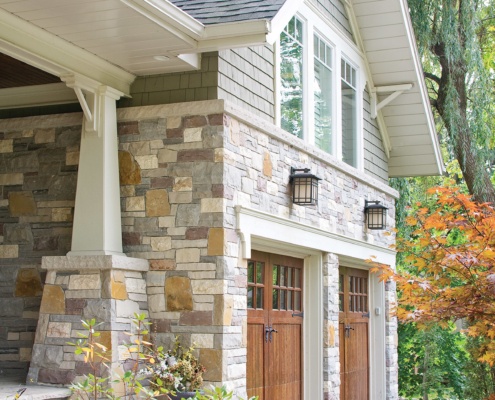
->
xmin=119 ymin=53 xmax=219 ymax=107
xmin=363 ymin=88 xmax=388 ymax=182
xmin=310 ymin=0 xmax=354 ymax=41
xmin=218 ymin=45 xmax=275 ymax=122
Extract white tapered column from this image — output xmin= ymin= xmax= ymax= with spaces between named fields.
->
xmin=63 ymin=75 xmax=124 ymax=255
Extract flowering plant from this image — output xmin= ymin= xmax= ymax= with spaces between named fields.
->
xmin=149 ymin=336 xmax=206 ymax=393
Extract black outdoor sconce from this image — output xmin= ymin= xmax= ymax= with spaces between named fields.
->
xmin=289 ymin=167 xmax=321 ymax=205
xmin=364 ymin=200 xmax=388 ymax=230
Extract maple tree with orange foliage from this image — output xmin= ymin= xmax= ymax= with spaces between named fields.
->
xmin=372 ymin=186 xmax=495 ymax=365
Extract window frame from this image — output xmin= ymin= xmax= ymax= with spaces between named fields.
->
xmin=276 ymin=6 xmax=365 ymax=171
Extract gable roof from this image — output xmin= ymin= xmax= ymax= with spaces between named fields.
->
xmin=169 ymin=0 xmax=286 ymax=25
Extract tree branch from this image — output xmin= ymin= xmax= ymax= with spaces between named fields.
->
xmin=424 ymin=72 xmax=441 ymax=85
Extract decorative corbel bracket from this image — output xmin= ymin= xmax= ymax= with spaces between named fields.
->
xmin=370 ymin=83 xmax=413 ymax=119
xmin=60 ymin=74 xmax=123 ymax=135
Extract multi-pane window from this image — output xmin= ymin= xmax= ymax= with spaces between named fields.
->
xmin=341 ymin=59 xmax=357 ymax=167
xmin=280 ymin=16 xmax=304 ymax=139
xmin=279 ymin=16 xmax=361 ymax=168
xmin=314 ymin=35 xmax=333 ymax=153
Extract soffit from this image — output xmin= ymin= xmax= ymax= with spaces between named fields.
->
xmin=351 ymin=0 xmax=444 ymax=177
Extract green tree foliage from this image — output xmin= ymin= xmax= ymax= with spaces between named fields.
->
xmin=398 ymin=323 xmax=467 ymax=400
xmin=408 ymin=0 xmax=495 ymax=203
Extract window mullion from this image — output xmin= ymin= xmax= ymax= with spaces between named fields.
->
xmin=305 ymin=21 xmax=314 ymax=145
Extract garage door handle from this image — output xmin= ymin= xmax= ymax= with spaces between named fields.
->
xmin=265 ymin=326 xmax=278 ymax=342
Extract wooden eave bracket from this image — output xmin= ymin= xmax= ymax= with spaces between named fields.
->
xmin=370 ymin=83 xmax=413 ymax=119
xmin=61 ymin=74 xmax=123 ymax=135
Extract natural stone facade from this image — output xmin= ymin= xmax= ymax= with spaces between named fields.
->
xmin=27 ymin=255 xmax=149 ymax=387
xmin=0 ymin=99 xmax=398 ymax=397
xmin=0 ymin=120 xmax=78 ymax=377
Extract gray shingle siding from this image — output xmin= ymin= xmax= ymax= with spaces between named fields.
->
xmin=119 ymin=53 xmax=219 ymax=108
xmin=169 ymin=0 xmax=286 ymax=25
xmin=218 ymin=45 xmax=275 ymax=121
xmin=363 ymin=88 xmax=388 ymax=182
xmin=310 ymin=0 xmax=354 ymax=41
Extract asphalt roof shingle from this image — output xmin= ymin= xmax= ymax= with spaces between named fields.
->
xmin=169 ymin=0 xmax=287 ymax=25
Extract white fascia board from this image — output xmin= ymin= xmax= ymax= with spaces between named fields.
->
xmin=398 ymin=0 xmax=444 ymax=175
xmin=0 ymin=9 xmax=135 ymax=96
xmin=0 ymin=83 xmax=78 ymax=109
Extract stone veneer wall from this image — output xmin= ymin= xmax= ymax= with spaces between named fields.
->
xmin=0 ymin=119 xmax=79 ymax=378
xmin=116 ymin=99 xmax=397 ymax=396
xmin=0 ymin=100 xmax=398 ymax=396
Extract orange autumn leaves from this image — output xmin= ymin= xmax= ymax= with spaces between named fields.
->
xmin=371 ymin=186 xmax=495 ymax=364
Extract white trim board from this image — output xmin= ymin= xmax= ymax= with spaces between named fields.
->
xmin=236 ymin=205 xmax=396 ymax=266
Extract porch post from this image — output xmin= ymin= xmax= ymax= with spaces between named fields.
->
xmin=62 ymin=74 xmax=124 ymax=255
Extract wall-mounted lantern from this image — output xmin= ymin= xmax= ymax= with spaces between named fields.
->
xmin=289 ymin=167 xmax=321 ymax=206
xmin=364 ymin=200 xmax=388 ymax=230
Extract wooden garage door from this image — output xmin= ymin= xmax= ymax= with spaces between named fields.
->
xmin=246 ymin=251 xmax=303 ymax=400
xmin=339 ymin=267 xmax=369 ymax=400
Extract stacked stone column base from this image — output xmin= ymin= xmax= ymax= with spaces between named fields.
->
xmin=27 ymin=255 xmax=149 ymax=391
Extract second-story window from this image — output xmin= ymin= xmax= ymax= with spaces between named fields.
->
xmin=278 ymin=12 xmax=362 ymax=169
xmin=280 ymin=16 xmax=304 ymax=139
xmin=314 ymin=34 xmax=333 ymax=153
xmin=341 ymin=59 xmax=357 ymax=167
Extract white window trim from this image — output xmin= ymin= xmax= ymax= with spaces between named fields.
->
xmin=277 ymin=5 xmax=367 ymax=172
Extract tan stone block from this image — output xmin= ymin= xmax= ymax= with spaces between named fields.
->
xmin=69 ymin=274 xmax=101 ymax=290
xmin=173 ymin=177 xmax=192 ymax=192
xmin=165 ymin=276 xmax=193 ymax=311
xmin=263 ymin=151 xmax=273 ymax=177
xmin=47 ymin=322 xmax=72 ymax=338
xmin=213 ymin=295 xmax=233 ymax=326
xmin=200 ymin=348 xmax=223 ymax=381
xmin=150 ymin=259 xmax=176 ymax=270
xmin=66 ymin=151 xmax=79 ymax=166
xmin=15 ymin=268 xmax=43 ymax=297
xmin=119 ymin=150 xmax=141 ymax=185
xmin=19 ymin=348 xmax=32 ymax=362
xmin=158 ymin=216 xmax=175 ymax=228
xmin=0 ymin=173 xmax=24 ymax=186
xmin=52 ymin=208 xmax=73 ymax=222
xmin=111 ymin=280 xmax=128 ymax=300
xmin=167 ymin=116 xmax=182 ymax=129
xmin=9 ymin=191 xmax=36 ymax=216
xmin=126 ymin=196 xmax=145 ymax=211
xmin=207 ymin=228 xmax=225 ymax=256
xmin=40 ymin=285 xmax=65 ymax=314
xmin=120 ymin=185 xmax=135 ymax=197
xmin=34 ymin=313 xmax=49 ymax=344
xmin=184 ymin=127 xmax=202 ymax=142
xmin=128 ymin=141 xmax=150 ymax=156
xmin=146 ymin=190 xmax=170 ymax=217
xmin=7 ymin=332 xmax=19 ymax=341
xmin=0 ymin=245 xmax=18 ymax=258
xmin=135 ymin=155 xmax=158 ymax=170
xmin=22 ymin=130 xmax=34 ymax=138
xmin=150 ymin=236 xmax=172 ymax=251
xmin=0 ymin=139 xmax=13 ymax=153
xmin=191 ymin=333 xmax=214 ymax=348
xmin=191 ymin=280 xmax=225 ymax=295
xmin=201 ymin=198 xmax=225 ymax=213
xmin=176 ymin=248 xmax=200 ymax=263
xmin=34 ymin=128 xmax=55 ymax=144
xmin=158 ymin=149 xmax=177 ymax=163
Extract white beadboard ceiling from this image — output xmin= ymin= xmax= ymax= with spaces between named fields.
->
xmin=0 ymin=0 xmax=443 ymax=177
